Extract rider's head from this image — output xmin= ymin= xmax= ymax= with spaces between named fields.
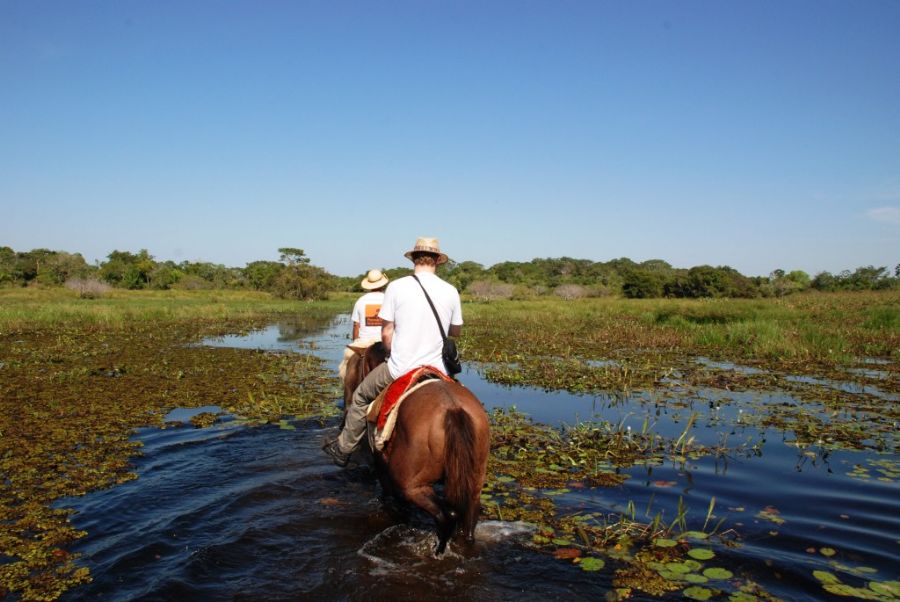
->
xmin=404 ymin=237 xmax=448 ymax=266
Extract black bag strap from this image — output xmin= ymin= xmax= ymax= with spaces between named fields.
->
xmin=412 ymin=275 xmax=447 ymax=342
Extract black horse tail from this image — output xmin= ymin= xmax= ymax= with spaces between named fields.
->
xmin=444 ymin=407 xmax=480 ymax=542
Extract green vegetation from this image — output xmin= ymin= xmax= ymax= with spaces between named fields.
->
xmin=3 ymin=245 xmax=898 ymax=300
xmin=467 ymin=292 xmax=897 ymax=601
xmin=461 ymin=292 xmax=899 ymax=377
xmin=1 ymin=288 xmax=897 ymax=600
xmin=0 ymin=289 xmax=346 ymax=600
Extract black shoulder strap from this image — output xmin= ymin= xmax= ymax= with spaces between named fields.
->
xmin=412 ymin=275 xmax=447 ymax=342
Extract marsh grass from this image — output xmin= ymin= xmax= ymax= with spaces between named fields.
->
xmin=0 ymin=288 xmax=349 ymax=331
xmin=463 ymin=291 xmax=898 ymax=370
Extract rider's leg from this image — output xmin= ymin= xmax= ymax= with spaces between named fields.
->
xmin=335 ymin=362 xmax=393 ymax=454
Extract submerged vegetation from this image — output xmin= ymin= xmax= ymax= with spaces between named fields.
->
xmin=464 ymin=292 xmax=898 ymax=601
xmin=1 ymin=288 xmax=897 ymax=600
xmin=0 ymin=289 xmax=345 ymax=600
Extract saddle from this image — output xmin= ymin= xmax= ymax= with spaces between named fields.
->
xmin=366 ymin=365 xmax=454 ymax=450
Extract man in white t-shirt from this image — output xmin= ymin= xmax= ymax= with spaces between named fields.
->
xmin=324 ymin=237 xmax=463 ymax=467
xmin=338 ymin=269 xmax=388 ymax=382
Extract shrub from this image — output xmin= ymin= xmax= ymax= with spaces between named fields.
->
xmin=172 ymin=275 xmax=214 ymax=290
xmin=64 ymin=278 xmax=111 ymax=299
xmin=467 ymin=280 xmax=516 ymax=301
xmin=553 ymin=284 xmax=587 ymax=300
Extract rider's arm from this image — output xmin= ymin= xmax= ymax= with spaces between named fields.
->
xmin=381 ymin=320 xmax=394 ymax=355
xmin=448 ymin=324 xmax=461 ymax=338
xmin=352 ymin=321 xmax=360 ymax=340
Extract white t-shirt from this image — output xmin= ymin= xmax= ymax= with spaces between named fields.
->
xmin=351 ymin=291 xmax=386 ymax=341
xmin=379 ymin=272 xmax=463 ymax=378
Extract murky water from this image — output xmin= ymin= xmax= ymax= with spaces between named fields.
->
xmin=61 ymin=315 xmax=899 ymax=600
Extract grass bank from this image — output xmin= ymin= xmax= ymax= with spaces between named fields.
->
xmin=459 ymin=291 xmax=898 ymax=392
xmin=0 ymin=287 xmax=350 ymax=330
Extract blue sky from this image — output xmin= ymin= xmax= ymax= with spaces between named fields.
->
xmin=2 ymin=1 xmax=898 ymax=277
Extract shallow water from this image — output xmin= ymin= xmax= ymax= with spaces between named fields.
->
xmin=61 ymin=315 xmax=899 ymax=601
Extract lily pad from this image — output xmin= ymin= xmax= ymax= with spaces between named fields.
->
xmin=728 ymin=593 xmax=759 ymax=602
xmin=681 ymin=530 xmax=710 ymax=540
xmin=703 ymin=567 xmax=734 ymax=580
xmin=819 ymin=547 xmax=837 ymax=557
xmin=683 ymin=559 xmax=703 ymax=571
xmin=688 ymin=548 xmax=716 ymax=560
xmin=823 ymin=583 xmax=881 ymax=599
xmin=683 ymin=586 xmax=713 ymax=600
xmin=868 ymin=581 xmax=900 ymax=597
xmin=683 ymin=573 xmax=710 ymax=584
xmin=654 ymin=537 xmax=678 ymax=548
xmin=813 ymin=570 xmax=840 ymax=585
xmin=658 ymin=569 xmax=687 ymax=581
xmin=578 ymin=557 xmax=605 ymax=571
xmin=665 ymin=561 xmax=693 ymax=574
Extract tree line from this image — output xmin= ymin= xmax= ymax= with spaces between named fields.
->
xmin=1 ymin=246 xmax=897 ymax=300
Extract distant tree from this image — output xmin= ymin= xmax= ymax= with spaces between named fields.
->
xmin=244 ymin=261 xmax=284 ymax=290
xmin=278 ymin=247 xmax=310 ymax=265
xmin=811 ymin=271 xmax=837 ymax=291
xmin=272 ymin=247 xmax=331 ymax=300
xmin=383 ymin=266 xmax=412 ymax=281
xmin=664 ymin=265 xmax=757 ymax=298
xmin=621 ymin=269 xmax=666 ymax=298
xmin=443 ymin=260 xmax=486 ymax=291
xmin=0 ymin=246 xmax=16 ymax=285
xmin=850 ymin=266 xmax=892 ymax=290
xmin=100 ymin=249 xmax=156 ymax=289
xmin=770 ymin=269 xmax=810 ymax=296
xmin=639 ymin=259 xmax=674 ymax=273
xmin=42 ymin=252 xmax=93 ymax=285
xmin=148 ymin=261 xmax=183 ymax=290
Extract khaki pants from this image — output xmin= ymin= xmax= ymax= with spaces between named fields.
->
xmin=336 ymin=362 xmax=394 ymax=454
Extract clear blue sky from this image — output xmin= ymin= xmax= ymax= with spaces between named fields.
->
xmin=2 ymin=1 xmax=898 ymax=277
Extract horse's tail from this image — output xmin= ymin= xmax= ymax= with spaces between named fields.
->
xmin=443 ymin=407 xmax=481 ymax=541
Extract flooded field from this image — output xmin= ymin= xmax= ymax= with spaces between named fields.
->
xmin=57 ymin=314 xmax=899 ymax=601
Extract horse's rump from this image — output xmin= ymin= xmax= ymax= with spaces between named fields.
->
xmin=385 ymin=380 xmax=490 ymax=549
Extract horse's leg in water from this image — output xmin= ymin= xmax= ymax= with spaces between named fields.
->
xmin=399 ymin=484 xmax=457 ymax=555
xmin=388 ymin=408 xmax=458 ymax=555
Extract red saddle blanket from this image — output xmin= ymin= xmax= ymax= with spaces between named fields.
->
xmin=376 ymin=365 xmax=453 ymax=430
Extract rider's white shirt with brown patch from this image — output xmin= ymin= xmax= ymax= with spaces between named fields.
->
xmin=351 ymin=291 xmax=385 ymax=341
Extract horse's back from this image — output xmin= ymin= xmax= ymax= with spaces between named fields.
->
xmin=398 ymin=379 xmax=488 ymax=437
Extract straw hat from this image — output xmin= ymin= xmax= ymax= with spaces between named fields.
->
xmin=361 ymin=269 xmax=389 ymax=290
xmin=403 ymin=237 xmax=449 ymax=265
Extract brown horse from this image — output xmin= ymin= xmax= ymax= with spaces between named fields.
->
xmin=342 ymin=346 xmax=490 ymax=555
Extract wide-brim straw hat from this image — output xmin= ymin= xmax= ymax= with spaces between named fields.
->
xmin=403 ymin=237 xmax=449 ymax=265
xmin=361 ymin=269 xmax=389 ymax=290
